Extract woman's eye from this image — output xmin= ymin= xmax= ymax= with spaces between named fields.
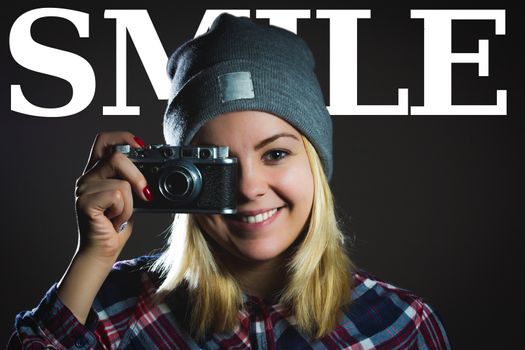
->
xmin=263 ymin=150 xmax=289 ymax=162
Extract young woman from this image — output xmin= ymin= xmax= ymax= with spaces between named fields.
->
xmin=9 ymin=13 xmax=451 ymax=349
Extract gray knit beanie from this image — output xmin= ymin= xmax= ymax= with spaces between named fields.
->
xmin=163 ymin=13 xmax=333 ymax=179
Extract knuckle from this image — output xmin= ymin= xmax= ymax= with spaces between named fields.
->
xmin=122 ymin=131 xmax=135 ymax=139
xmin=94 ymin=131 xmax=107 ymax=142
xmin=109 ymin=189 xmax=123 ymax=202
xmin=75 ymin=185 xmax=83 ymax=198
xmin=75 ymin=174 xmax=86 ymax=186
xmin=75 ymin=176 xmax=88 ymax=195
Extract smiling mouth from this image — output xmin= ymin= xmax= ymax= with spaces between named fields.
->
xmin=230 ymin=207 xmax=284 ymax=224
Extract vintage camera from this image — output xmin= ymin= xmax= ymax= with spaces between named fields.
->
xmin=113 ymin=144 xmax=237 ymax=213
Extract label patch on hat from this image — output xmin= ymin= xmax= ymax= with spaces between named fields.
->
xmin=218 ymin=71 xmax=255 ymax=102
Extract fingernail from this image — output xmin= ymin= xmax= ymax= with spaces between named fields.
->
xmin=133 ymin=136 xmax=146 ymax=148
xmin=143 ymin=185 xmax=153 ymax=202
xmin=118 ymin=221 xmax=128 ymax=233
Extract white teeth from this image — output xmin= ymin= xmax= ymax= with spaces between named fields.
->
xmin=241 ymin=208 xmax=278 ymax=223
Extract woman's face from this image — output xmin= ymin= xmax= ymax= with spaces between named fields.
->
xmin=191 ymin=111 xmax=314 ymax=263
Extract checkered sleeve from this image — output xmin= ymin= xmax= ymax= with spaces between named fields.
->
xmin=14 ymin=283 xmax=104 ymax=350
xmin=416 ymin=302 xmax=452 ymax=349
xmin=12 ymin=256 xmax=157 ymax=350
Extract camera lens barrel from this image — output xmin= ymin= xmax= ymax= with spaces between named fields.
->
xmin=158 ymin=161 xmax=202 ymax=202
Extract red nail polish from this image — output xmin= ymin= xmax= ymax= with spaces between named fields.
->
xmin=143 ymin=185 xmax=153 ymax=202
xmin=134 ymin=136 xmax=146 ymax=148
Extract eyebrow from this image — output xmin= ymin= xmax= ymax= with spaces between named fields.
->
xmin=198 ymin=133 xmax=300 ymax=150
xmin=254 ymin=133 xmax=299 ymax=150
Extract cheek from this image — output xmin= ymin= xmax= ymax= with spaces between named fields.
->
xmin=274 ymin=158 xmax=314 ymax=210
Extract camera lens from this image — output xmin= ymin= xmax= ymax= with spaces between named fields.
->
xmin=164 ymin=171 xmax=190 ymax=196
xmin=199 ymin=149 xmax=211 ymax=159
xmin=158 ymin=162 xmax=202 ymax=203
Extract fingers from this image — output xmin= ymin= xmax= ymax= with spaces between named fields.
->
xmin=83 ymin=131 xmax=145 ymax=174
xmin=76 ymin=188 xmax=132 ymax=233
xmin=78 ymin=151 xmax=150 ymax=203
xmin=76 ymin=178 xmax=131 ymax=202
xmin=75 ymin=188 xmax=134 ymax=258
xmin=83 ymin=180 xmax=131 ymax=213
xmin=74 ymin=131 xmax=148 ymax=259
xmin=76 ymin=179 xmax=133 ymax=227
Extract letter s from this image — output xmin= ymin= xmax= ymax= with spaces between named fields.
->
xmin=9 ymin=8 xmax=95 ymax=117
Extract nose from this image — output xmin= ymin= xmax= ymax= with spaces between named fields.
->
xmin=237 ymin=159 xmax=267 ymax=202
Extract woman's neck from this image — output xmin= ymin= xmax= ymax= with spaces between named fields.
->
xmin=218 ymin=251 xmax=289 ymax=301
xmin=236 ymin=258 xmax=288 ymax=300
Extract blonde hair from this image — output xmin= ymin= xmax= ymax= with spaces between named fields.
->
xmin=150 ymin=135 xmax=354 ymax=339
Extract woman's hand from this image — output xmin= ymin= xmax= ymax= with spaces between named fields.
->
xmin=74 ymin=131 xmax=152 ymax=262
xmin=57 ymin=131 xmax=152 ymax=324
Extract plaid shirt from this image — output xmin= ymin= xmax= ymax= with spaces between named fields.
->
xmin=9 ymin=255 xmax=451 ymax=349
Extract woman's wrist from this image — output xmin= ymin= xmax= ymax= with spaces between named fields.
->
xmin=56 ymin=251 xmax=116 ymax=324
xmin=75 ymin=247 xmax=121 ymax=269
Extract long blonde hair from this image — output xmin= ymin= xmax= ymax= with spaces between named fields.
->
xmin=150 ymin=135 xmax=354 ymax=339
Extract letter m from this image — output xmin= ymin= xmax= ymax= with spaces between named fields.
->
xmin=103 ymin=10 xmax=170 ymax=115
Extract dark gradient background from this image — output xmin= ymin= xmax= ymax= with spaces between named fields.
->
xmin=1 ymin=1 xmax=522 ymax=349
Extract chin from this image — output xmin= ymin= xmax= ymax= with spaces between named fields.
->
xmin=233 ymin=240 xmax=290 ymax=263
